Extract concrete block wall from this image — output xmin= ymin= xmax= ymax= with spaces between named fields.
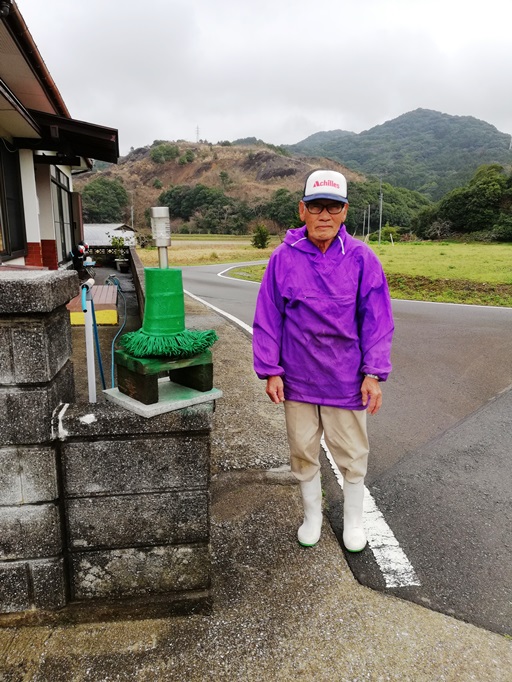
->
xmin=59 ymin=403 xmax=212 ymax=606
xmin=1 ymin=269 xmax=214 ymax=621
xmin=0 ymin=270 xmax=78 ymax=614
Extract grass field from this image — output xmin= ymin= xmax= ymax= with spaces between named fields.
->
xmin=136 ymin=237 xmax=512 ymax=306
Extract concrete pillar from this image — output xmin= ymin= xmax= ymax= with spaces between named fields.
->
xmin=0 ymin=270 xmax=78 ymax=613
xmin=58 ymin=402 xmax=213 ymax=615
xmin=0 ymin=268 xmax=214 ymax=622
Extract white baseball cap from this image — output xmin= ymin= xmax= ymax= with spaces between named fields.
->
xmin=302 ymin=170 xmax=348 ymax=203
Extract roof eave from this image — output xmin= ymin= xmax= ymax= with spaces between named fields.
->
xmin=5 ymin=1 xmax=70 ymax=118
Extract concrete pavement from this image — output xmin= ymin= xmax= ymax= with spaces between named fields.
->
xmin=1 ymin=272 xmax=511 ymax=681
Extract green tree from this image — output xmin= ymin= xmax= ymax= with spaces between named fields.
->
xmin=219 ymin=171 xmax=232 ymax=189
xmin=150 ymin=143 xmax=180 ymax=164
xmin=261 ymin=188 xmax=302 ymax=229
xmin=438 ymin=164 xmax=508 ymax=233
xmin=414 ymin=164 xmax=512 ymax=239
xmin=81 ymin=177 xmax=129 ymax=223
xmin=492 ymin=214 xmax=512 ymax=241
xmin=252 ymin=224 xmax=271 ymax=248
xmin=344 ymin=181 xmax=430 ymax=234
xmin=158 ymin=184 xmax=254 ymax=233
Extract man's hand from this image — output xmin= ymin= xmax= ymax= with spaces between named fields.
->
xmin=266 ymin=376 xmax=285 ymax=404
xmin=361 ymin=376 xmax=382 ymax=415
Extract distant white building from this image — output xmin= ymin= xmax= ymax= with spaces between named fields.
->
xmin=84 ymin=224 xmax=136 ymax=247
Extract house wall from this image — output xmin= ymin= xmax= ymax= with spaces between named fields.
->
xmin=35 ymin=164 xmax=58 ymax=269
xmin=19 ymin=150 xmax=43 ymax=267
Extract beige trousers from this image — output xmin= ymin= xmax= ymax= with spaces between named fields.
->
xmin=284 ymin=400 xmax=369 ymax=484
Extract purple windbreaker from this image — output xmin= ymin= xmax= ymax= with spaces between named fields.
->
xmin=252 ymin=224 xmax=394 ymax=410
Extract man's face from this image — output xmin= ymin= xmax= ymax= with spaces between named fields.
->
xmin=299 ymin=199 xmax=349 ymax=247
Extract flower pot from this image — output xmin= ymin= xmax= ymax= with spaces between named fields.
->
xmin=115 ymin=259 xmax=130 ymax=273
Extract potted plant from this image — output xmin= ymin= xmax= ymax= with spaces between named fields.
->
xmin=110 ymin=235 xmax=130 ymax=273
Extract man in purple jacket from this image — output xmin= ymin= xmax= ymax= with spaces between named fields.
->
xmin=253 ymin=169 xmax=394 ymax=552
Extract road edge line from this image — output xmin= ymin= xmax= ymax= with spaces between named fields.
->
xmin=321 ymin=437 xmax=421 ymax=589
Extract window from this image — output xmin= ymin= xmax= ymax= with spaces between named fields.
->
xmin=51 ymin=166 xmax=73 ymax=263
xmin=0 ymin=140 xmax=26 ymax=261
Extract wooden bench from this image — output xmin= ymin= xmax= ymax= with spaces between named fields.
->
xmin=67 ymin=285 xmax=118 ymax=325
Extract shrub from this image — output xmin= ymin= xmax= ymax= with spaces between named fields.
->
xmin=150 ymin=144 xmax=179 ymax=164
xmin=252 ymin=224 xmax=271 ymax=249
xmin=368 ymin=226 xmax=400 ymax=242
xmin=423 ymin=220 xmax=452 ymax=240
xmin=136 ymin=232 xmax=153 ymax=248
xmin=492 ymin=215 xmax=512 ymax=242
xmin=464 ymin=230 xmax=496 ymax=242
xmin=109 ymin=235 xmax=126 ymax=260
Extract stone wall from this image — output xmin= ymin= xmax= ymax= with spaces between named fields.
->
xmin=0 ymin=269 xmax=214 ymax=623
xmin=58 ymin=402 xmax=212 ymax=612
xmin=0 ymin=271 xmax=76 ymax=614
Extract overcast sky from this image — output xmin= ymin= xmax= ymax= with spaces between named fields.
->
xmin=17 ymin=0 xmax=512 ymax=155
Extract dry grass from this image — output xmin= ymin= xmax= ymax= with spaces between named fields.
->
xmin=136 ymin=236 xmax=278 ymax=267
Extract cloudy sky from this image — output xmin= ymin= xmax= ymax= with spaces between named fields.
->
xmin=17 ymin=0 xmax=512 ymax=155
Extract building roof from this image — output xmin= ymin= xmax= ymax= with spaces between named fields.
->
xmin=23 ymin=110 xmax=119 ymax=164
xmin=84 ymin=224 xmax=136 ymax=247
xmin=0 ymin=2 xmax=119 ymax=166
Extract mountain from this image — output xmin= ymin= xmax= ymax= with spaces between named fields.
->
xmin=287 ymin=109 xmax=512 ymax=200
xmin=74 ymin=142 xmax=365 ymax=231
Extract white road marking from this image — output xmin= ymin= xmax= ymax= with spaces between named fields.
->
xmin=321 ymin=437 xmax=421 ymax=588
xmin=184 ymin=289 xmax=253 ymax=334
xmin=217 ymin=264 xmax=263 ymax=282
xmin=186 ymin=287 xmax=420 ymax=589
xmin=215 ymin=265 xmax=512 ymax=311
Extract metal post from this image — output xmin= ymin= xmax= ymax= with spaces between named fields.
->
xmin=81 ymin=280 xmax=96 ymax=403
xmin=158 ymin=247 xmax=169 ymax=269
xmin=150 ymin=207 xmax=172 ymax=270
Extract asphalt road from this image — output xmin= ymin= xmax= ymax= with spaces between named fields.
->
xmin=182 ymin=263 xmax=512 ymax=636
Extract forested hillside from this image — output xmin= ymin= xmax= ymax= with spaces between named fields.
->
xmin=75 ymin=140 xmax=428 ymax=236
xmin=287 ymin=109 xmax=512 ymax=200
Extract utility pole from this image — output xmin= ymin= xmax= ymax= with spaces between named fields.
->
xmin=362 ymin=209 xmax=366 ymax=238
xmin=367 ymin=204 xmax=371 ymax=238
xmin=378 ymin=178 xmax=383 ymax=245
xmin=196 ymin=125 xmax=200 ymax=143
